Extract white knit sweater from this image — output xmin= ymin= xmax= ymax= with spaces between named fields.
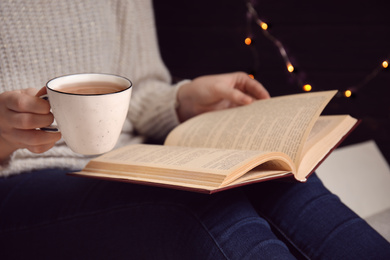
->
xmin=0 ymin=0 xmax=185 ymax=176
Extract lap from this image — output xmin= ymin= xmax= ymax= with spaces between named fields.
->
xmin=0 ymin=169 xmax=293 ymax=260
xmin=1 ymin=169 xmax=389 ymax=259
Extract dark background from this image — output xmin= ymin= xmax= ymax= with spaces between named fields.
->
xmin=153 ymin=0 xmax=390 ymax=164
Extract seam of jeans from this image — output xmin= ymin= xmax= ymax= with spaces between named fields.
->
xmin=256 ymin=210 xmax=311 ymax=260
xmin=215 ymin=215 xmax=290 ymax=259
xmin=172 ymin=203 xmax=231 ymax=260
xmin=259 ymin=193 xmax=338 ymax=260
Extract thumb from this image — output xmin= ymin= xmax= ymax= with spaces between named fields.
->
xmin=35 ymin=86 xmax=47 ymax=97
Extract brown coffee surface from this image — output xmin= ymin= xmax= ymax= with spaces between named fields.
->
xmin=56 ymin=82 xmax=124 ymax=95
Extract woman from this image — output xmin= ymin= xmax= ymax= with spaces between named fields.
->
xmin=1 ymin=1 xmax=389 ymax=259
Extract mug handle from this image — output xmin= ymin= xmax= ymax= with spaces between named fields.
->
xmin=39 ymin=94 xmax=60 ymax=132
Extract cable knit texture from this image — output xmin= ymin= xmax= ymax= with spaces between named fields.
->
xmin=0 ymin=0 xmax=184 ymax=176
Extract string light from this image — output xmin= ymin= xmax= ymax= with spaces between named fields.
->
xmin=259 ymin=21 xmax=268 ymax=31
xmin=287 ymin=63 xmax=294 ymax=73
xmin=350 ymin=56 xmax=390 ymax=95
xmin=245 ymin=37 xmax=252 ymax=45
xmin=344 ymin=90 xmax=352 ymax=98
xmin=246 ymin=1 xmax=301 ymax=85
xmin=245 ymin=1 xmax=389 ymax=98
xmin=303 ymin=84 xmax=312 ymax=92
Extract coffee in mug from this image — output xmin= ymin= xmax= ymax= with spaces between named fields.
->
xmin=55 ymin=81 xmax=125 ymax=95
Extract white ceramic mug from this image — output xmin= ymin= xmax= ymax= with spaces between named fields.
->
xmin=44 ymin=73 xmax=132 ymax=155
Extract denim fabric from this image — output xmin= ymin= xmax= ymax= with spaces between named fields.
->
xmin=0 ymin=169 xmax=389 ymax=259
xmin=244 ymin=175 xmax=390 ymax=259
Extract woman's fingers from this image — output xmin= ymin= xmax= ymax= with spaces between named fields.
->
xmin=2 ymin=128 xmax=61 ymax=151
xmin=5 ymin=91 xmax=50 ymax=114
xmin=7 ymin=111 xmax=55 ymax=130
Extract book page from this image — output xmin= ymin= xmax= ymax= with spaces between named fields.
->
xmin=93 ymin=144 xmax=267 ymax=175
xmin=296 ymin=115 xmax=358 ymax=180
xmin=81 ymin=144 xmax=294 ymax=189
xmin=165 ymin=91 xmax=337 ymax=164
xmin=302 ymin=115 xmax=353 ymax=155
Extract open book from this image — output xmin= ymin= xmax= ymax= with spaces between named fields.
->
xmin=72 ymin=90 xmax=359 ymax=193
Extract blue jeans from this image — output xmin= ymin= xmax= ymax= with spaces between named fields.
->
xmin=0 ymin=169 xmax=389 ymax=259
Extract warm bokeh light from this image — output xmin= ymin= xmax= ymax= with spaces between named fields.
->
xmin=248 ymin=74 xmax=255 ymax=79
xmin=245 ymin=37 xmax=252 ymax=45
xmin=287 ymin=63 xmax=294 ymax=73
xmin=260 ymin=22 xmax=268 ymax=30
xmin=344 ymin=90 xmax=352 ymax=98
xmin=303 ymin=84 xmax=312 ymax=92
xmin=382 ymin=60 xmax=389 ymax=69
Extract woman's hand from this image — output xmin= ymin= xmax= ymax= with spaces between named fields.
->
xmin=176 ymin=72 xmax=270 ymax=122
xmin=0 ymin=88 xmax=61 ymax=162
